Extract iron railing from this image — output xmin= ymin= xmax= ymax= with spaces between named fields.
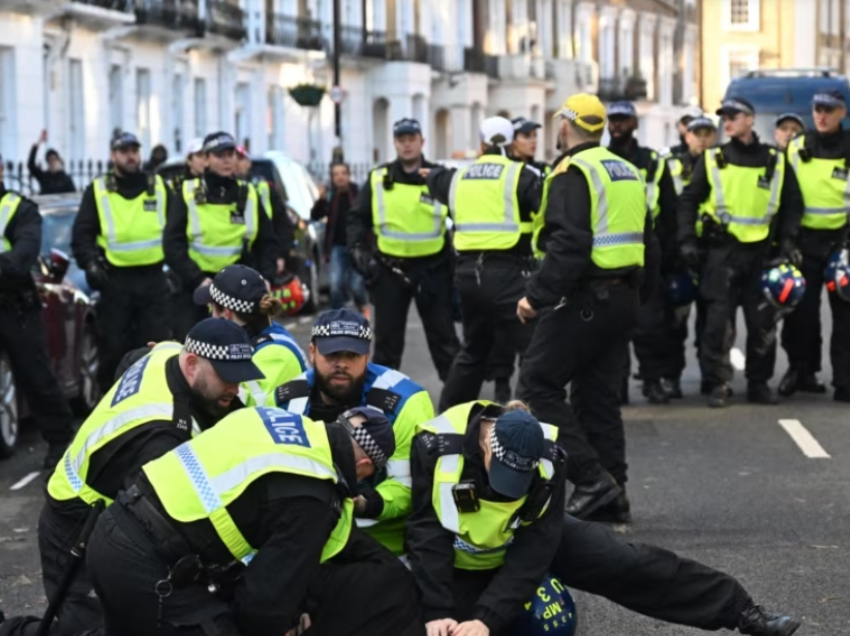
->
xmin=2 ymin=160 xmax=110 ymax=197
xmin=135 ymin=0 xmax=202 ymax=33
xmin=266 ymin=13 xmax=323 ymax=50
xmin=484 ymin=54 xmax=500 ymax=79
xmin=206 ymin=0 xmax=246 ymax=40
xmin=71 ymin=0 xmax=133 ymax=10
xmin=464 ymin=47 xmax=485 ymax=73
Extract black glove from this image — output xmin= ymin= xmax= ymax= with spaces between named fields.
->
xmin=84 ymin=263 xmax=110 ymax=291
xmin=779 ymin=239 xmax=803 ymax=267
xmin=351 ymin=247 xmax=378 ymax=283
xmin=679 ymin=241 xmax=700 ymax=270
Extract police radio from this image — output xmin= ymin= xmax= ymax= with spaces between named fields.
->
xmin=452 ymin=482 xmax=480 ymax=513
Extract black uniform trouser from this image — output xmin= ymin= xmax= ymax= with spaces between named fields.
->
xmin=518 ymin=283 xmax=638 ymax=485
xmin=95 ymin=268 xmax=171 ymax=392
xmin=449 ymin=515 xmax=749 ymax=636
xmin=781 ymin=235 xmax=850 ymax=388
xmin=86 ymin=506 xmax=424 ymax=636
xmin=370 ymin=259 xmax=459 ymax=382
xmin=484 ymin=334 xmax=516 ymax=382
xmin=0 ymin=294 xmax=73 ymax=447
xmin=699 ymin=245 xmax=776 ymax=387
xmin=439 ymin=256 xmax=534 ymax=411
xmin=632 ymin=282 xmax=689 ymax=382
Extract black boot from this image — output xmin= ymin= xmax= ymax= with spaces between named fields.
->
xmin=493 ymin=378 xmax=512 ymax=404
xmin=708 ymin=383 xmax=731 ymax=408
xmin=834 ymin=385 xmax=850 ymax=402
xmin=566 ymin=465 xmax=622 ymax=519
xmin=737 ymin=601 xmax=800 ymax=636
xmin=661 ymin=377 xmax=683 ymax=398
xmin=777 ymin=367 xmax=799 ymax=397
xmin=747 ymin=382 xmax=780 ymax=405
xmin=584 ymin=488 xmax=632 ymax=523
xmin=798 ymin=372 xmax=826 ymax=394
xmin=643 ymin=380 xmax=669 ymax=404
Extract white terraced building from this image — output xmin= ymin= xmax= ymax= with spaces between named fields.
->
xmin=0 ymin=0 xmax=699 ymax=181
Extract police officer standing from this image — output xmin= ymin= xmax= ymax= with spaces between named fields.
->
xmin=0 ymin=320 xmax=262 ymax=636
xmin=164 ymin=131 xmax=279 ymax=340
xmin=516 ymin=93 xmax=659 ymax=519
xmin=678 ymin=98 xmax=804 ymax=408
xmin=0 ymin=161 xmax=74 ymax=469
xmin=348 ymin=118 xmax=460 ymax=381
xmin=72 ymin=132 xmax=172 ymax=393
xmin=774 ymin=113 xmax=805 ymax=151
xmin=666 ymin=106 xmax=705 ymax=155
xmin=423 ymin=117 xmax=542 ymax=412
xmin=606 ymin=101 xmax=678 ymax=404
xmin=166 ymin=138 xmax=206 ymax=193
xmin=780 ymin=91 xmax=850 ymax=400
xmin=87 ymin=406 xmax=423 ymax=636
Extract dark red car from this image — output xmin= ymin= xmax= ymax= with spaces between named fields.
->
xmin=0 ymin=194 xmax=100 ymax=458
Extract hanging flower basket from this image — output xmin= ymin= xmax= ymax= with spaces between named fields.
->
xmin=288 ymin=84 xmax=326 ymax=107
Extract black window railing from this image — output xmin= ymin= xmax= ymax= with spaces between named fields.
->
xmin=135 ymin=0 xmax=202 ymax=33
xmin=464 ymin=47 xmax=485 ymax=73
xmin=400 ymin=34 xmax=429 ymax=64
xmin=339 ymin=25 xmax=366 ymax=55
xmin=206 ymin=0 xmax=246 ymax=41
xmin=266 ymin=13 xmax=323 ymax=50
xmin=70 ymin=0 xmax=133 ymax=11
xmin=429 ymin=44 xmax=446 ymax=71
xmin=362 ymin=29 xmax=388 ymax=59
xmin=2 ymin=160 xmax=110 ymax=197
xmin=484 ymin=54 xmax=500 ymax=79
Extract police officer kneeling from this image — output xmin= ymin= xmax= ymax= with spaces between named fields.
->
xmin=408 ymin=402 xmax=799 ymax=636
xmin=87 ymin=406 xmax=424 ymax=636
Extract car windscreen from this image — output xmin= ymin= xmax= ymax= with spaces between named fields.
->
xmin=41 ymin=211 xmax=75 ymax=257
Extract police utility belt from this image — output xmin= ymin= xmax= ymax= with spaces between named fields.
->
xmin=115 ymin=484 xmax=242 ymax=592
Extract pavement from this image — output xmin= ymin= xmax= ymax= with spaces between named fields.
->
xmin=2 ymin=303 xmax=850 ymax=635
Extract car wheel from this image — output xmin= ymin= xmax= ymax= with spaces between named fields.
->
xmin=0 ymin=350 xmax=19 ymax=459
xmin=301 ymin=255 xmax=320 ymax=315
xmin=72 ymin=324 xmax=101 ymax=415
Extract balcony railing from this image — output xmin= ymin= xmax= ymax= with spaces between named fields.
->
xmin=206 ymin=0 xmax=246 ymax=40
xmin=484 ymin=54 xmax=500 ymax=79
xmin=598 ymin=75 xmax=648 ymax=102
xmin=464 ymin=47 xmax=485 ymax=73
xmin=135 ymin=0 xmax=202 ymax=33
xmin=266 ymin=13 xmax=323 ymax=50
xmin=430 ymin=44 xmax=446 ymax=71
xmin=71 ymin=0 xmax=133 ymax=10
xmin=362 ymin=29 xmax=388 ymax=59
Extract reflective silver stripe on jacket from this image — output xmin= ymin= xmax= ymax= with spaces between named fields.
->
xmin=185 ymin=180 xmax=257 ymax=256
xmin=572 ymin=158 xmax=645 ymax=249
xmin=449 ymin=162 xmax=523 ymax=232
xmin=707 ymin=149 xmax=781 ymax=226
xmin=373 ymin=171 xmax=443 ymax=240
xmin=96 ymin=177 xmax=164 ymax=252
xmin=789 ymin=137 xmax=850 ymax=215
xmin=175 ymin=442 xmax=337 ymax=514
xmin=282 ymin=370 xmax=310 ymax=414
xmin=0 ymin=193 xmax=21 ymax=252
xmin=64 ymin=402 xmax=175 ymax=492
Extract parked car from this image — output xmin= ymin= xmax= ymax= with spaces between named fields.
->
xmin=157 ymin=152 xmax=328 ymax=312
xmin=0 ymin=193 xmax=100 ymax=458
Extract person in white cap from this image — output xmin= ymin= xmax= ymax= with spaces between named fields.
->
xmin=422 ymin=116 xmax=544 ymax=413
xmin=165 ymin=138 xmax=207 ymax=194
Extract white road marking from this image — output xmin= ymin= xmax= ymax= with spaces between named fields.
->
xmin=730 ymin=347 xmax=746 ymax=371
xmin=284 ymin=322 xmax=297 ymax=330
xmin=779 ymin=419 xmax=830 ymax=459
xmin=298 ymin=316 xmax=311 ymax=324
xmin=9 ymin=471 xmax=41 ymax=491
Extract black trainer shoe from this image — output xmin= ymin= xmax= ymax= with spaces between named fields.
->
xmin=43 ymin=444 xmax=67 ymax=471
xmin=777 ymin=368 xmax=799 ymax=397
xmin=747 ymin=382 xmax=780 ymax=405
xmin=493 ymin=378 xmax=512 ymax=404
xmin=799 ymin=372 xmax=826 ymax=394
xmin=584 ymin=489 xmax=632 ymax=523
xmin=566 ymin=466 xmax=622 ymax=519
xmin=643 ymin=380 xmax=669 ymax=404
xmin=661 ymin=377 xmax=683 ymax=398
xmin=709 ymin=384 xmax=731 ymax=408
xmin=738 ymin=602 xmax=800 ymax=636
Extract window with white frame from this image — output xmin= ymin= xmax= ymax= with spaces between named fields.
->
xmin=724 ymin=0 xmax=759 ymax=31
xmin=109 ymin=65 xmax=123 ymax=140
xmin=136 ymin=68 xmax=151 ymax=150
xmin=194 ymin=78 xmax=207 ymax=138
xmin=721 ymin=45 xmax=760 ymax=90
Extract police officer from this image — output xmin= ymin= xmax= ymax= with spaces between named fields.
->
xmin=71 ymin=132 xmax=172 ymax=393
xmin=678 ymin=98 xmax=804 ymax=408
xmin=774 ymin=113 xmax=805 ymax=151
xmin=408 ymin=401 xmax=799 ymax=636
xmin=87 ymin=406 xmax=423 ymax=636
xmin=516 ymin=93 xmax=659 ymax=519
xmin=1 ymin=320 xmax=261 ymax=636
xmin=273 ymin=308 xmax=434 ymax=556
xmin=423 ymin=117 xmax=542 ymax=412
xmin=780 ymin=91 xmax=850 ymax=400
xmin=666 ymin=105 xmax=705 ymax=156
xmin=479 ymin=117 xmax=550 ymax=404
xmin=347 ymin=118 xmax=460 ymax=380
xmin=666 ymin=116 xmax=720 ymax=396
xmin=194 ymin=264 xmax=306 ymax=406
xmin=164 ymin=131 xmax=279 ymax=341
xmin=0 ymin=160 xmax=74 ymax=469
xmin=167 ymin=137 xmax=207 ymax=193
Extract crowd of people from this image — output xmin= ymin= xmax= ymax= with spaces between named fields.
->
xmin=4 ymin=83 xmax=848 ymax=635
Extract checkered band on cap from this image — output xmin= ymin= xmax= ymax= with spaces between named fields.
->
xmin=341 ymin=417 xmax=388 ymax=468
xmin=311 ymin=322 xmax=372 ymax=341
xmin=185 ymin=336 xmax=253 ymax=361
xmin=209 ymin=283 xmax=257 ymax=314
xmin=489 ymin=427 xmax=539 ymax=472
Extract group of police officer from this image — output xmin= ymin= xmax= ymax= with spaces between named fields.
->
xmin=1 ymin=84 xmax=842 ymax=634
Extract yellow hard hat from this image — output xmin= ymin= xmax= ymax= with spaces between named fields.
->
xmin=553 ymin=93 xmax=607 ymax=133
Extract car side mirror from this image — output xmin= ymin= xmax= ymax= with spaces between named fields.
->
xmin=42 ymin=248 xmax=70 ymax=284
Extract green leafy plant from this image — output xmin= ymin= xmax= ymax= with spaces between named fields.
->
xmin=288 ymin=84 xmax=326 ymax=107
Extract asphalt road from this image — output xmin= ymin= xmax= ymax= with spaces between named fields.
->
xmin=1 ymin=303 xmax=849 ymax=635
